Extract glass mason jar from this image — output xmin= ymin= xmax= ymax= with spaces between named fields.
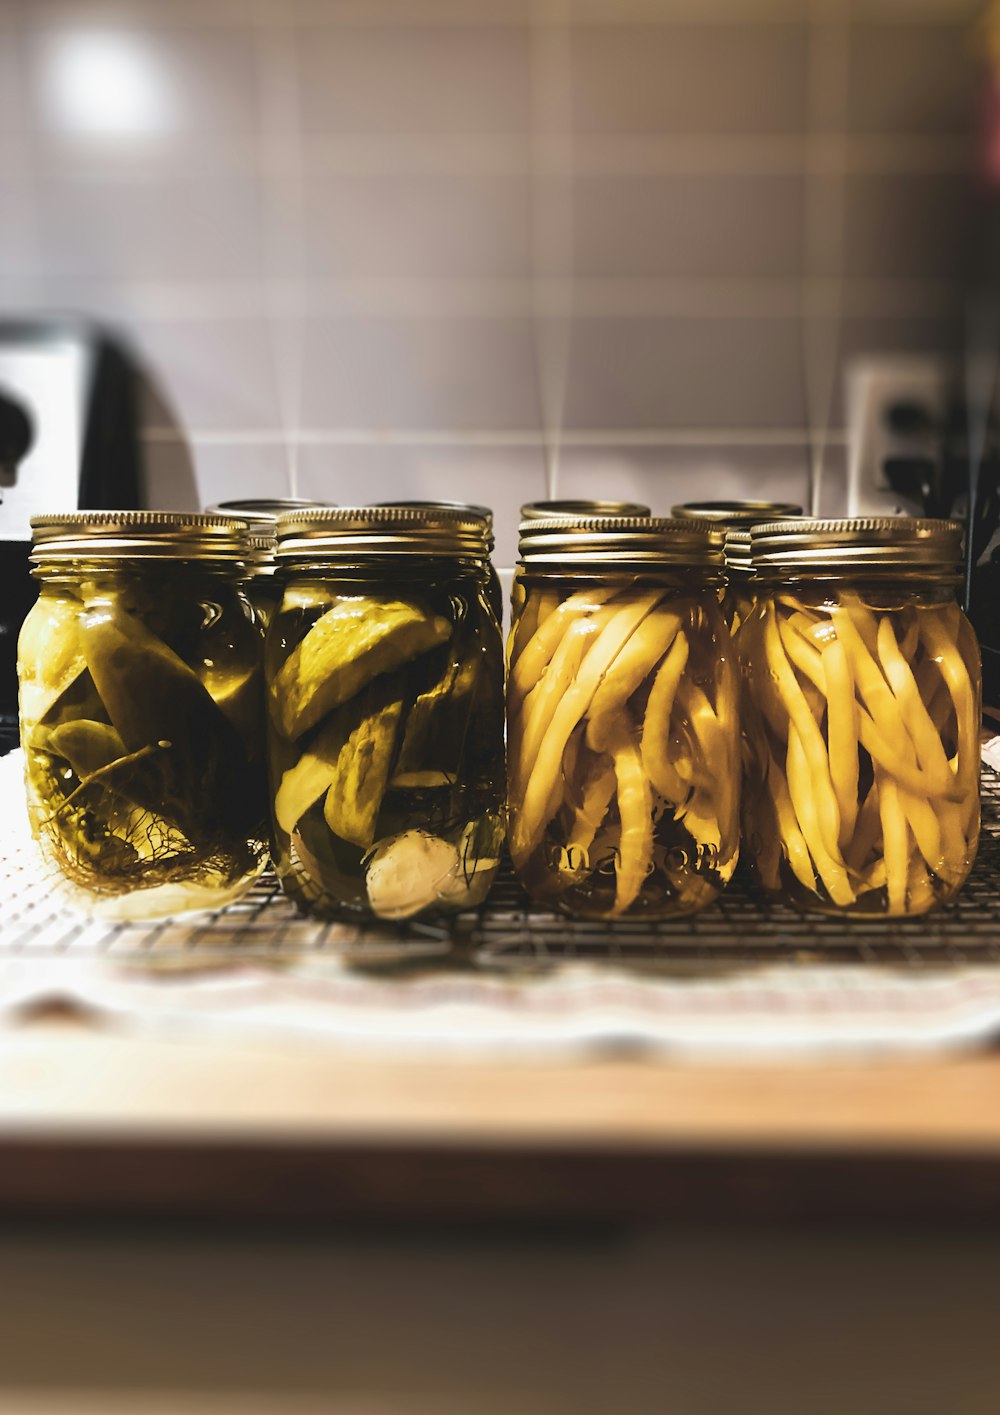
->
xmin=18 ymin=512 xmax=269 ymax=919
xmin=507 ymin=516 xmax=740 ymax=918
xmin=379 ymin=500 xmax=502 ymax=626
xmin=265 ymin=506 xmax=506 ymax=922
xmin=740 ymin=518 xmax=980 ymax=917
xmin=206 ymin=499 xmax=319 ymax=629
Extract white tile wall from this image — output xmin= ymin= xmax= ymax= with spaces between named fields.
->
xmin=297 ymin=315 xmax=541 ymax=432
xmin=0 ymin=0 xmax=978 ymax=559
xmin=562 ymin=316 xmax=807 ymax=430
xmin=296 ymin=173 xmax=532 ymax=282
xmin=295 ymin=24 xmax=533 ymax=137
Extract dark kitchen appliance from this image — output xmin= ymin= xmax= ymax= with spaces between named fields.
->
xmin=0 ymin=320 xmax=143 ymax=751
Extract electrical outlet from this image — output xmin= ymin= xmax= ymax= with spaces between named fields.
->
xmin=844 ymin=354 xmax=959 ymax=517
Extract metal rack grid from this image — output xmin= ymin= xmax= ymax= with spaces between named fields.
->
xmin=1 ymin=767 xmax=998 ymax=973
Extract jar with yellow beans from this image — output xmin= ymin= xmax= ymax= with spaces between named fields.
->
xmin=506 ymin=516 xmax=741 ymax=919
xmin=740 ymin=518 xmax=980 ymax=917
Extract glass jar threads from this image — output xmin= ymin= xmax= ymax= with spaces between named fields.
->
xmin=379 ymin=500 xmax=502 ymax=625
xmin=265 ymin=506 xmax=506 ymax=922
xmin=740 ymin=518 xmax=980 ymax=917
xmin=18 ymin=512 xmax=269 ymax=918
xmin=507 ymin=516 xmax=740 ymax=918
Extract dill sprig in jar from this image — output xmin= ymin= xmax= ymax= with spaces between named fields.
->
xmin=18 ymin=512 xmax=269 ymax=918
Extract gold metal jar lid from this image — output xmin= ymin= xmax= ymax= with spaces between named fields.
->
xmin=520 ymin=499 xmax=651 ymax=521
xmin=750 ymin=517 xmax=964 ymax=572
xmin=206 ymin=499 xmax=323 ymax=572
xmin=205 ymin=498 xmax=321 ymax=525
xmin=31 ymin=511 xmax=249 ymax=561
xmin=672 ymin=499 xmax=804 ymax=525
xmin=518 ymin=515 xmax=724 ymax=566
xmin=276 ymin=505 xmax=488 ymax=558
xmin=378 ymin=500 xmax=494 ymax=553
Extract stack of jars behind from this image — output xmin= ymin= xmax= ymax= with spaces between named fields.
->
xmin=206 ymin=498 xmax=321 ymax=629
xmin=264 ymin=506 xmax=506 ymax=922
xmin=671 ymin=500 xmax=804 ymax=633
xmin=506 ymin=515 xmax=741 ymax=919
xmin=18 ymin=512 xmax=269 ymax=918
xmin=738 ymin=517 xmax=981 ymax=918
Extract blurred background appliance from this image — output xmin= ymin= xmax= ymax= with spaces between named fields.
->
xmin=0 ymin=319 xmax=143 ymax=750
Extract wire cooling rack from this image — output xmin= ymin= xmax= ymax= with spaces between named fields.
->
xmin=0 ymin=764 xmax=999 ymax=973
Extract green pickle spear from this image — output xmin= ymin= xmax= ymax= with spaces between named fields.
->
xmin=324 ymin=694 xmax=404 ymax=849
xmin=271 ymin=597 xmax=450 ymax=739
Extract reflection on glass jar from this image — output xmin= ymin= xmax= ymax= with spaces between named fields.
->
xmin=18 ymin=513 xmax=269 ymax=918
xmin=739 ymin=518 xmax=980 ymax=917
xmin=507 ymin=516 xmax=740 ymax=919
xmin=265 ymin=506 xmax=505 ymax=923
xmin=205 ymin=498 xmax=320 ymax=632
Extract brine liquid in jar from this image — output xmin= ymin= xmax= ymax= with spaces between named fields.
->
xmin=507 ymin=516 xmax=740 ymax=919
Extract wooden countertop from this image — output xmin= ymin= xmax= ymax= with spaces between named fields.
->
xmin=4 ymin=1020 xmax=1000 ymax=1223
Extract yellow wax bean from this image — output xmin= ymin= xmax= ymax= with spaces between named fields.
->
xmin=919 ymin=611 xmax=979 ymax=804
xmin=899 ymin=612 xmax=920 ymax=662
xmin=764 ymin=605 xmax=843 ymax=863
xmin=819 ymin=635 xmax=859 ymax=848
xmin=786 ymin=723 xmax=855 ymax=906
xmin=829 ymin=602 xmax=925 ymax=773
xmin=907 ymin=857 xmax=935 ymax=913
xmin=846 ymin=780 xmax=883 ymax=875
xmin=777 ymin=613 xmax=826 ymax=696
xmin=509 ymin=588 xmax=616 ymax=709
xmin=640 ymin=631 xmax=690 ymax=804
xmin=897 ymin=786 xmax=943 ymax=876
xmin=563 ymin=760 xmax=617 ymax=877
xmin=766 ymin=752 xmax=817 ymax=893
xmin=877 ymin=772 xmax=909 ymax=914
xmin=875 ymin=615 xmax=953 ymax=785
xmin=514 ymin=601 xmax=613 ymax=798
xmin=585 ymin=602 xmax=677 ymax=752
xmin=511 ymin=596 xmax=660 ymax=860
xmin=606 ymin=725 xmax=654 ymax=915
xmin=855 ymin=706 xmax=961 ymax=802
xmin=674 ymin=679 xmax=736 ymax=852
xmin=857 ymin=859 xmax=887 ymax=896
xmin=839 ymin=593 xmax=880 ymax=657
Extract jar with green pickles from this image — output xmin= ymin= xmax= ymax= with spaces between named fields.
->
xmin=18 ymin=513 xmax=269 ymax=918
xmin=507 ymin=516 xmax=740 ymax=918
xmin=739 ymin=518 xmax=980 ymax=917
xmin=265 ymin=506 xmax=505 ymax=922
xmin=206 ymin=499 xmax=319 ymax=629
